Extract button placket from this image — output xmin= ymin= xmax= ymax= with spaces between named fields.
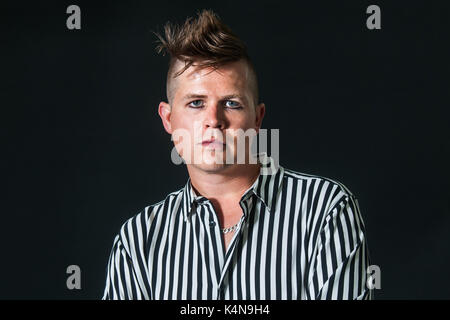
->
xmin=203 ymin=201 xmax=227 ymax=298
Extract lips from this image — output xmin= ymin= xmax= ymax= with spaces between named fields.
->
xmin=201 ymin=139 xmax=225 ymax=147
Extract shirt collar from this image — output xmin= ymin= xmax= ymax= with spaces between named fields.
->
xmin=182 ymin=152 xmax=284 ymax=222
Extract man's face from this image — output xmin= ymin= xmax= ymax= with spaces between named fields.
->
xmin=158 ymin=59 xmax=265 ymax=173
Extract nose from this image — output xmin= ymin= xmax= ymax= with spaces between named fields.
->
xmin=203 ymin=102 xmax=226 ymax=129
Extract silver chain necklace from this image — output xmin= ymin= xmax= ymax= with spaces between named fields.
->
xmin=222 ymin=223 xmax=239 ymax=234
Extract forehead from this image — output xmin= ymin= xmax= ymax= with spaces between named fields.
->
xmin=172 ymin=59 xmax=251 ymax=99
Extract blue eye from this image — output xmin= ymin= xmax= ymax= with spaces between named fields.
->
xmin=225 ymin=100 xmax=242 ymax=108
xmin=189 ymin=100 xmax=203 ymax=108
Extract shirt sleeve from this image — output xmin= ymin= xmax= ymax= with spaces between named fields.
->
xmin=101 ymin=234 xmax=146 ymax=300
xmin=306 ymin=193 xmax=373 ymax=300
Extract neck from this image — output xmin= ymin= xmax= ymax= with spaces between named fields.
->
xmin=187 ymin=163 xmax=261 ymax=200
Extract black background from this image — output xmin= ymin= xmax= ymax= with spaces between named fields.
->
xmin=1 ymin=0 xmax=449 ymax=299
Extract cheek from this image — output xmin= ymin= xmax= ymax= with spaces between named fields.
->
xmin=233 ymin=114 xmax=256 ymax=129
xmin=171 ymin=110 xmax=190 ymax=129
xmin=170 ymin=112 xmax=200 ymax=146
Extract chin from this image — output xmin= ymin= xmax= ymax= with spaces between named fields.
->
xmin=193 ymin=162 xmax=231 ymax=173
xmin=190 ymin=150 xmax=230 ymax=172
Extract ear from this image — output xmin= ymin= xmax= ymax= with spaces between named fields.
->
xmin=255 ymin=102 xmax=265 ymax=133
xmin=158 ymin=101 xmax=173 ymax=134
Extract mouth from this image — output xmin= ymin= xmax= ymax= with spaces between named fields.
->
xmin=201 ymin=139 xmax=226 ymax=148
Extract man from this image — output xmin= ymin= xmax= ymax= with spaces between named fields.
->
xmin=102 ymin=9 xmax=372 ymax=300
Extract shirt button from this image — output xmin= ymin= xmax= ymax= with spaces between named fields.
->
xmin=209 ymin=220 xmax=216 ymax=227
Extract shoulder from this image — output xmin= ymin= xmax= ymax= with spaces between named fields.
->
xmin=282 ymin=166 xmax=358 ymax=211
xmin=113 ymin=186 xmax=185 ymax=254
xmin=281 ymin=167 xmax=366 ymax=241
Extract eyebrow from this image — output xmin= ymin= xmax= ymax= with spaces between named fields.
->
xmin=182 ymin=93 xmax=248 ymax=104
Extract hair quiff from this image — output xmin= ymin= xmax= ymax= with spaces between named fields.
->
xmin=153 ymin=9 xmax=259 ymax=106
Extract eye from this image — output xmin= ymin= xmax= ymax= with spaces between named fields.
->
xmin=188 ymin=100 xmax=204 ymax=108
xmin=225 ymin=100 xmax=243 ymax=109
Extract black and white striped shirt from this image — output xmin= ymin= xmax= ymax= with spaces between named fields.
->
xmin=102 ymin=154 xmax=372 ymax=300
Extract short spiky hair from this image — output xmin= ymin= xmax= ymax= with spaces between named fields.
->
xmin=153 ymin=9 xmax=259 ymax=106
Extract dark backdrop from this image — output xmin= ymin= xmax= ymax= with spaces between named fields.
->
xmin=1 ymin=0 xmax=449 ymax=299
